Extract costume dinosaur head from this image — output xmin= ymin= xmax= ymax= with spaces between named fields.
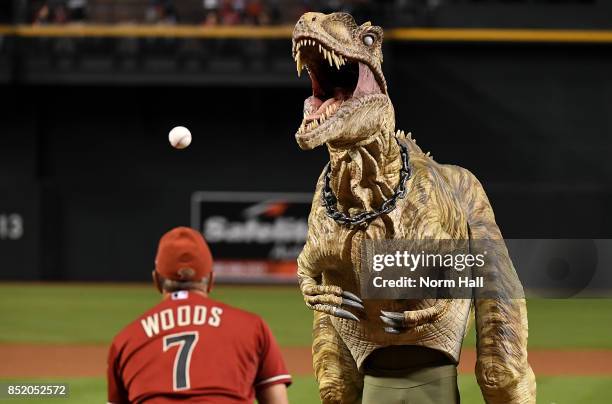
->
xmin=292 ymin=12 xmax=394 ymax=150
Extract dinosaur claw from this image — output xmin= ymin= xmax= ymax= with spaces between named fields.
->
xmin=342 ymin=298 xmax=365 ymax=310
xmin=381 ymin=310 xmax=404 ymax=322
xmin=384 ymin=327 xmax=402 ymax=334
xmin=334 ymin=307 xmax=360 ymax=322
xmin=379 ymin=315 xmax=400 ymax=327
xmin=342 ymin=291 xmax=363 ymax=304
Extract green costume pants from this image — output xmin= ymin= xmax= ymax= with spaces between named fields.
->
xmin=362 ymin=346 xmax=460 ymax=404
xmin=362 ymin=364 xmax=459 ymax=404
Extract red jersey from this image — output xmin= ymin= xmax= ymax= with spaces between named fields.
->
xmin=107 ymin=291 xmax=291 ymax=403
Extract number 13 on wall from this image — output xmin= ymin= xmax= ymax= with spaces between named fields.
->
xmin=0 ymin=214 xmax=23 ymax=240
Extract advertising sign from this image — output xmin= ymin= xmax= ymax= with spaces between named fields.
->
xmin=191 ymin=192 xmax=312 ymax=284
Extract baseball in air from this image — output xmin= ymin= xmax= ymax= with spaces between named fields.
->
xmin=168 ymin=126 xmax=192 ymax=149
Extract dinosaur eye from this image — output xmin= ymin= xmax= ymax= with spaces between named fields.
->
xmin=363 ymin=34 xmax=375 ymax=46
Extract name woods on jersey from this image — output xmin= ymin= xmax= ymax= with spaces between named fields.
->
xmin=141 ymin=304 xmax=224 ymax=338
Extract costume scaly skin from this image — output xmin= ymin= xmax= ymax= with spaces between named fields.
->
xmin=291 ymin=12 xmax=536 ymax=404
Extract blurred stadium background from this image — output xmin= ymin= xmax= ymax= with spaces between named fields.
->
xmin=1 ymin=0 xmax=611 ymax=403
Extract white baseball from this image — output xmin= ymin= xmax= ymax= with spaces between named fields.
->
xmin=168 ymin=126 xmax=192 ymax=149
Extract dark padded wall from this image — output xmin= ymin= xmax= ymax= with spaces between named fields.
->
xmin=1 ymin=42 xmax=611 ymax=280
xmin=0 ymin=87 xmax=40 ymax=279
xmin=389 ymin=43 xmax=612 ymax=238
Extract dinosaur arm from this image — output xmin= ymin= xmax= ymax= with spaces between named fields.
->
xmin=443 ymin=165 xmax=536 ymax=404
xmin=297 ymin=192 xmax=364 ymax=322
xmin=297 ymin=240 xmax=342 ymax=309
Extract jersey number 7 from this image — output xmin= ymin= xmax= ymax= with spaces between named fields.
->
xmin=163 ymin=331 xmax=200 ymax=391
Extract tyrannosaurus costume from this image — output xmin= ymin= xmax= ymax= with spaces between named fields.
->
xmin=292 ymin=12 xmax=536 ymax=404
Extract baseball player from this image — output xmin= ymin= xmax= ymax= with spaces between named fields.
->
xmin=107 ymin=227 xmax=291 ymax=403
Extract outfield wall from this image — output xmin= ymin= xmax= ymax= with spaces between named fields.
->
xmin=1 ymin=40 xmax=611 ymax=281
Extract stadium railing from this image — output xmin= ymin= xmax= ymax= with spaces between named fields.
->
xmin=1 ymin=24 xmax=611 ymax=86
xmin=3 ymin=24 xmax=612 ymax=42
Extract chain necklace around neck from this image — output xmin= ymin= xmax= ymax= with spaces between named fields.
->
xmin=321 ymin=137 xmax=411 ymax=228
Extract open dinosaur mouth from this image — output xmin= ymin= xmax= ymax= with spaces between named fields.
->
xmin=293 ymin=38 xmax=383 ymax=135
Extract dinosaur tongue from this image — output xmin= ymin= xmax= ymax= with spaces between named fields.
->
xmin=304 ymin=62 xmax=382 ymax=122
xmin=306 ymin=89 xmax=346 ymax=121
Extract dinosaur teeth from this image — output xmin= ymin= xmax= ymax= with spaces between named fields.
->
xmin=296 ymin=51 xmax=303 ymax=77
xmin=298 ymin=101 xmax=346 ymax=134
xmin=295 ymin=38 xmax=348 ymax=71
xmin=333 ymin=54 xmax=340 ymax=70
xmin=296 ymin=39 xmax=309 ymax=51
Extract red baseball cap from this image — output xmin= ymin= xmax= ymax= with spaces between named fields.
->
xmin=155 ymin=227 xmax=213 ymax=281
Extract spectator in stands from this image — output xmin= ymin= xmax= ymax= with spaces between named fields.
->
xmin=32 ymin=1 xmax=51 ymax=25
xmin=219 ymin=0 xmax=241 ymax=25
xmin=67 ymin=0 xmax=88 ymax=22
xmin=32 ymin=0 xmax=83 ymax=25
xmin=52 ymin=3 xmax=69 ymax=24
xmin=234 ymin=0 xmax=247 ymax=19
xmin=245 ymin=0 xmax=269 ymax=25
xmin=27 ymin=0 xmax=383 ymax=27
xmin=203 ymin=0 xmax=220 ymax=25
xmin=145 ymin=0 xmax=177 ymax=25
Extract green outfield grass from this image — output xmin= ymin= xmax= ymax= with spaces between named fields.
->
xmin=1 ymin=284 xmax=611 ymax=403
xmin=1 ymin=284 xmax=611 ymax=348
xmin=0 ymin=284 xmax=313 ymax=346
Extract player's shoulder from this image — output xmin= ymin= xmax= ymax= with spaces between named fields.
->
xmin=110 ymin=300 xmax=166 ymax=349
